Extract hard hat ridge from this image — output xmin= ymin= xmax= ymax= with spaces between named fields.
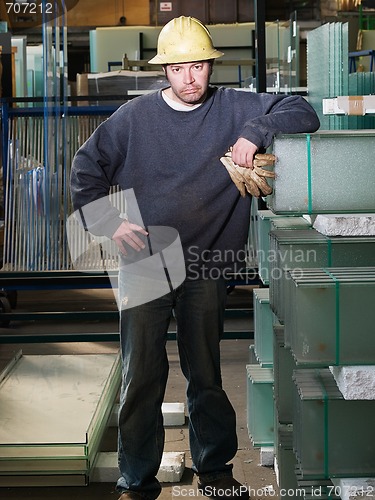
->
xmin=148 ymin=16 xmax=224 ymax=65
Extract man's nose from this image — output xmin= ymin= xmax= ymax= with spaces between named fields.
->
xmin=183 ymin=68 xmax=195 ymax=84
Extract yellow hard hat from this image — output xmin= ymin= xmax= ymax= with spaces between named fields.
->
xmin=148 ymin=16 xmax=224 ymax=64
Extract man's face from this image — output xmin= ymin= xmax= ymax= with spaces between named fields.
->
xmin=164 ymin=61 xmax=212 ymax=106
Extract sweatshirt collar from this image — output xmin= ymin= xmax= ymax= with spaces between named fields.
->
xmin=162 ymin=89 xmax=203 ymax=112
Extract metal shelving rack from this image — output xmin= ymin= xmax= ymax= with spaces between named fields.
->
xmin=0 ymin=1 xmax=129 ymax=334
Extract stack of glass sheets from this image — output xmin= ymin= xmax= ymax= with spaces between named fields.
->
xmin=274 ymin=422 xmax=299 ymax=496
xmin=248 ymin=197 xmax=260 ymax=268
xmin=267 ymin=131 xmax=375 ymax=215
xmin=293 ymin=368 xmax=375 ymax=478
xmin=285 ymin=267 xmax=375 ymax=366
xmin=256 ymin=211 xmax=311 ymax=285
xmin=0 ymin=352 xmax=121 ymax=486
xmin=268 ymin=229 xmax=375 ymax=324
xmin=256 ymin=210 xmax=282 ymax=285
xmin=295 ymin=477 xmax=341 ymax=500
xmin=273 ymin=323 xmax=296 ymax=424
xmin=253 ymin=288 xmax=274 ymax=367
xmin=248 ymin=344 xmax=257 ymax=365
xmin=348 ymin=72 xmax=375 ymax=129
xmin=307 ymin=22 xmax=349 ymax=131
xmin=270 ymin=217 xmax=312 ymax=232
xmin=246 ymin=365 xmax=274 ymax=447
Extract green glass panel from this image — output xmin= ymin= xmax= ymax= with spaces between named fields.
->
xmin=0 ymin=353 xmax=121 ymax=482
xmin=267 ymin=130 xmax=375 ymax=215
xmin=307 ymin=22 xmax=349 ymax=131
xmin=275 ymin=422 xmax=301 ymax=496
xmin=286 ymin=268 xmax=375 ymax=366
xmin=257 ymin=210 xmax=281 ymax=285
xmin=270 ymin=217 xmax=311 ymax=231
xmin=269 ymin=229 xmax=375 ymax=324
xmin=253 ymin=288 xmax=274 ymax=366
xmin=296 ymin=477 xmax=340 ymax=500
xmin=249 ymin=197 xmax=260 ymax=267
xmin=257 ymin=211 xmax=309 ymax=285
xmin=348 ymin=72 xmax=375 ymax=129
xmin=268 ymin=131 xmax=375 ymax=215
xmin=248 ymin=344 xmax=257 ymax=365
xmin=273 ymin=323 xmax=296 ymax=424
xmin=246 ymin=365 xmax=274 ymax=447
xmin=293 ymin=369 xmax=375 ymax=478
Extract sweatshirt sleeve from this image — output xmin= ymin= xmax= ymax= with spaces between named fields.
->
xmin=70 ymin=120 xmax=125 ymax=239
xmin=239 ymin=93 xmax=320 ymax=149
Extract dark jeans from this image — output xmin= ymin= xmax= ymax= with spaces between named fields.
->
xmin=116 ymin=276 xmax=238 ymax=498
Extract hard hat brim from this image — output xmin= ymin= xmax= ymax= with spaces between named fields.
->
xmin=148 ymin=49 xmax=224 ymax=65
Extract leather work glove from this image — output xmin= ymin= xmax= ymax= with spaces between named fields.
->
xmin=220 ymin=152 xmax=276 ymax=198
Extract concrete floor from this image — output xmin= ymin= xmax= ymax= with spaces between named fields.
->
xmin=0 ymin=286 xmax=280 ymax=500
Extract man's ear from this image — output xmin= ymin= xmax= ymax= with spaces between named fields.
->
xmin=162 ymin=64 xmax=169 ymax=82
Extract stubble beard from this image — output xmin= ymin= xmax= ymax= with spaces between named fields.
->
xmin=175 ymin=85 xmax=207 ymax=105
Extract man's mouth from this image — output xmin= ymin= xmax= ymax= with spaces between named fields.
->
xmin=183 ymin=87 xmax=200 ymax=94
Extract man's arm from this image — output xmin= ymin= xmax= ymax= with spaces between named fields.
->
xmin=232 ymin=94 xmax=320 ymax=168
xmin=70 ymin=121 xmax=147 ymax=253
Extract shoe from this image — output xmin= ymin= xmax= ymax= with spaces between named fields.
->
xmin=118 ymin=492 xmax=145 ymax=500
xmin=197 ymin=476 xmax=250 ymax=500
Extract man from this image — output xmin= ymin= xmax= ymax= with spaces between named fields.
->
xmin=70 ymin=16 xmax=319 ymax=500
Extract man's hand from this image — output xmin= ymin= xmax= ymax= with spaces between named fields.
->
xmin=112 ymin=220 xmax=148 ymax=255
xmin=230 ymin=138 xmax=259 ymax=168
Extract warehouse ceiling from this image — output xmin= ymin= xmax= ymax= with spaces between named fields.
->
xmin=1 ymin=0 xmax=79 ymax=29
xmin=4 ymin=0 xmax=322 ymax=31
xmin=2 ymin=0 xmax=322 ymax=81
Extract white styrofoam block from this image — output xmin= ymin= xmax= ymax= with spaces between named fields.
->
xmin=260 ymin=447 xmax=274 ymax=467
xmin=162 ymin=402 xmax=186 ymax=426
xmin=108 ymin=402 xmax=185 ymax=427
xmin=303 ymin=215 xmax=315 ymax=225
xmin=329 ymin=366 xmax=375 ymax=400
xmin=156 ymin=451 xmax=185 ymax=483
xmin=91 ymin=451 xmax=185 ymax=483
xmin=331 ymin=478 xmax=375 ymax=499
xmin=313 ymin=214 xmax=375 ymax=236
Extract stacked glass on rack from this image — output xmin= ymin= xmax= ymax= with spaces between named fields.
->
xmin=307 ymin=22 xmax=349 ymax=131
xmin=267 ymin=131 xmax=375 ymax=215
xmin=293 ymin=369 xmax=375 ymax=479
xmin=284 ymin=267 xmax=375 ymax=366
xmin=253 ymin=288 xmax=274 ymax=367
xmin=273 ymin=322 xmax=296 ymax=425
xmin=268 ymin=229 xmax=375 ymax=324
xmin=348 ymin=71 xmax=375 ymax=129
xmin=256 ymin=211 xmax=311 ymax=285
xmin=246 ymin=365 xmax=274 ymax=447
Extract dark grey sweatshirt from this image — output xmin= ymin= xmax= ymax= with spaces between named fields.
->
xmin=70 ymin=86 xmax=319 ymax=279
